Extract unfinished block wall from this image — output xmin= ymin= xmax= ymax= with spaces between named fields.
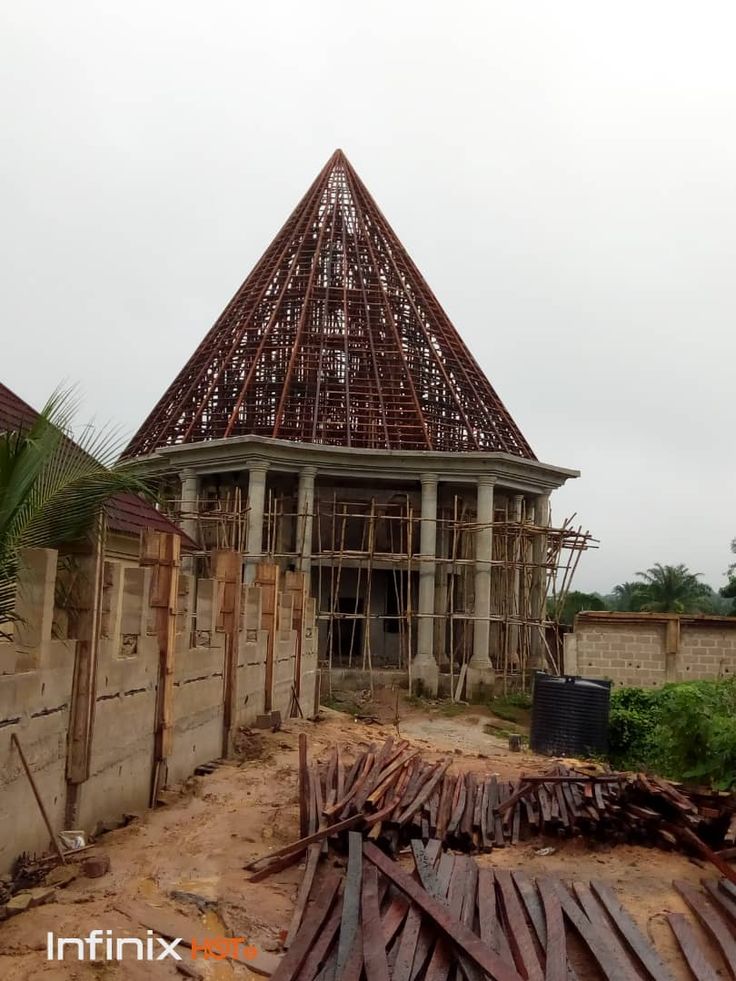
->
xmin=565 ymin=613 xmax=736 ymax=687
xmin=0 ymin=545 xmax=317 ymax=874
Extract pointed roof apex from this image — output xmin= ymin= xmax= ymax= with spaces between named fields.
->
xmin=126 ymin=154 xmax=535 ymax=459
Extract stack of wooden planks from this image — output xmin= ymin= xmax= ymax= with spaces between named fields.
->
xmin=244 ymin=735 xmax=736 ymax=884
xmin=270 ymin=832 xmax=728 ymax=980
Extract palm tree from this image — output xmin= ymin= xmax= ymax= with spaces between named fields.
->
xmin=635 ymin=563 xmax=710 ymax=614
xmin=0 ymin=388 xmax=150 ymax=629
xmin=610 ymin=581 xmax=647 ymax=612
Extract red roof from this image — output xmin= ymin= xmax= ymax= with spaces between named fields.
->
xmin=126 ymin=150 xmax=535 ymax=459
xmin=0 ymin=382 xmax=195 ymax=549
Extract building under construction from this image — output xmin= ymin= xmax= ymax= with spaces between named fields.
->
xmin=125 ymin=150 xmax=590 ymax=696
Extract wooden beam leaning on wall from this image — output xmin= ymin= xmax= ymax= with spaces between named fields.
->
xmin=213 ymin=549 xmax=243 ymax=756
xmin=141 ymin=530 xmax=181 ymax=806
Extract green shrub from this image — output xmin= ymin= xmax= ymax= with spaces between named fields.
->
xmin=608 ymin=679 xmax=736 ymax=789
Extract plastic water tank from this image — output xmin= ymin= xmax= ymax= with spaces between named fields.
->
xmin=530 ymin=673 xmax=611 ymax=758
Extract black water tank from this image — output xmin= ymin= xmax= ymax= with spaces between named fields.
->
xmin=530 ymin=673 xmax=611 ymax=758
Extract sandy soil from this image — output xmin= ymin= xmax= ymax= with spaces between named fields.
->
xmin=0 ymin=700 xmax=726 ymax=979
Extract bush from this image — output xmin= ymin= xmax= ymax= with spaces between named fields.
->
xmin=608 ymin=679 xmax=736 ymax=789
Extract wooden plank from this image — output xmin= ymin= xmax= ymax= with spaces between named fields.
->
xmin=426 ymin=855 xmax=471 ymax=981
xmin=295 ymin=897 xmax=343 ymax=981
xmin=495 ymin=868 xmax=544 ymax=981
xmin=397 ymin=760 xmax=451 ymax=826
xmin=245 ymin=812 xmax=365 ymax=870
xmin=480 ymin=777 xmax=492 ymax=852
xmin=704 ymin=878 xmax=736 ymax=928
xmin=478 ymin=868 xmax=514 ymax=966
xmin=437 ymin=774 xmax=455 ymax=842
xmin=393 ymin=903 xmax=424 ymax=981
xmin=454 ymin=662 xmax=468 ymax=701
xmin=513 ymin=872 xmax=579 ymax=981
xmin=271 ymin=874 xmax=340 ymax=981
xmin=667 ymin=912 xmax=720 ymax=981
xmin=354 ymin=739 xmax=395 ymax=811
xmin=381 ymin=892 xmax=410 ymax=946
xmin=461 ymin=772 xmax=477 ymax=838
xmin=672 ymin=825 xmax=736 ymax=886
xmin=590 ymin=879 xmax=675 ymax=981
xmin=571 ymin=882 xmax=635 ymax=978
xmin=367 ymin=750 xmax=420 ymax=807
xmin=459 ymin=859 xmax=481 ymax=981
xmin=363 ymin=842 xmax=524 ymax=981
xmin=337 ymin=752 xmax=377 ymax=819
xmin=336 ymin=745 xmax=345 ymax=801
xmin=448 ymin=773 xmax=467 ymax=834
xmin=537 ymin=876 xmax=567 ymax=981
xmin=336 ymin=832 xmax=363 ymax=978
xmin=362 ymin=863 xmax=390 ymax=981
xmin=298 ymin=733 xmax=309 ymax=839
xmin=553 ymin=880 xmax=632 ymax=981
xmin=284 ymin=844 xmax=321 ymax=948
xmin=409 ymin=852 xmax=455 ymax=981
xmin=496 ymin=780 xmax=533 ymax=816
xmin=673 ymin=879 xmax=736 ymax=974
xmin=340 ymin=926 xmax=365 ymax=981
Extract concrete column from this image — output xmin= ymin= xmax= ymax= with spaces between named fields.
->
xmin=296 ymin=466 xmax=317 ymax=574
xmin=244 ymin=461 xmax=269 ymax=584
xmin=412 ymin=473 xmax=439 ymax=695
xmin=530 ymin=492 xmax=550 ymax=668
xmin=179 ymin=469 xmax=199 ymax=546
xmin=508 ymin=494 xmax=524 ymax=665
xmin=468 ymin=475 xmax=496 ymax=697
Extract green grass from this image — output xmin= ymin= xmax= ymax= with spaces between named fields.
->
xmin=487 ymin=692 xmax=532 ymax=725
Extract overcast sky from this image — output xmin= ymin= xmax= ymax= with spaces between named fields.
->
xmin=2 ymin=1 xmax=734 ymax=593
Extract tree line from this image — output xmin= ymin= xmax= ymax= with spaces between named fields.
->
xmin=556 ymin=556 xmax=736 ymax=625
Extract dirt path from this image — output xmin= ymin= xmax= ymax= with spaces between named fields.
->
xmin=0 ymin=703 xmax=724 ymax=979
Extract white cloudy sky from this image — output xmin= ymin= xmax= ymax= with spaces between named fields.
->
xmin=1 ymin=1 xmax=734 ymax=593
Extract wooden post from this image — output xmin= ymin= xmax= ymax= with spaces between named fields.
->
xmin=65 ymin=517 xmax=106 ymax=826
xmin=284 ymin=570 xmax=306 ymax=701
xmin=141 ymin=530 xmax=180 ymax=804
xmin=213 ymin=549 xmax=243 ymax=756
xmin=255 ymin=563 xmax=280 ymax=712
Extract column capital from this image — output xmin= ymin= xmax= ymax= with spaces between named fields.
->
xmin=476 ymin=474 xmax=497 ymax=487
xmin=419 ymin=472 xmax=438 ymax=486
xmin=179 ymin=467 xmax=197 ymax=480
xmin=300 ymin=465 xmax=318 ymax=479
xmin=247 ymin=459 xmax=270 ymax=475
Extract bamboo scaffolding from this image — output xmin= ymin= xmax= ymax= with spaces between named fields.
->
xmin=165 ymin=490 xmax=595 ymax=692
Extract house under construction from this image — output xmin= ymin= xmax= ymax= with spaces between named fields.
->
xmin=125 ymin=150 xmax=590 ymax=696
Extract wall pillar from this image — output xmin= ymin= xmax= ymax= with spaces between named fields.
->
xmin=296 ymin=466 xmax=317 ymax=574
xmin=412 ymin=473 xmax=439 ymax=695
xmin=178 ymin=469 xmax=199 ymax=545
xmin=530 ymin=492 xmax=550 ymax=669
xmin=468 ymin=476 xmax=496 ymax=697
xmin=244 ymin=461 xmax=269 ymax=584
xmin=508 ymin=494 xmax=524 ymax=666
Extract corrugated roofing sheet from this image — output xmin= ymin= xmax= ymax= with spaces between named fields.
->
xmin=0 ymin=382 xmax=195 ymax=549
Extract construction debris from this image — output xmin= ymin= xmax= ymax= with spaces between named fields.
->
xmin=273 ymin=832 xmax=736 ymax=981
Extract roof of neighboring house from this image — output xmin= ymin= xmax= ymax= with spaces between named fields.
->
xmin=125 ymin=149 xmax=535 ymax=460
xmin=0 ymin=381 xmax=195 ymax=550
